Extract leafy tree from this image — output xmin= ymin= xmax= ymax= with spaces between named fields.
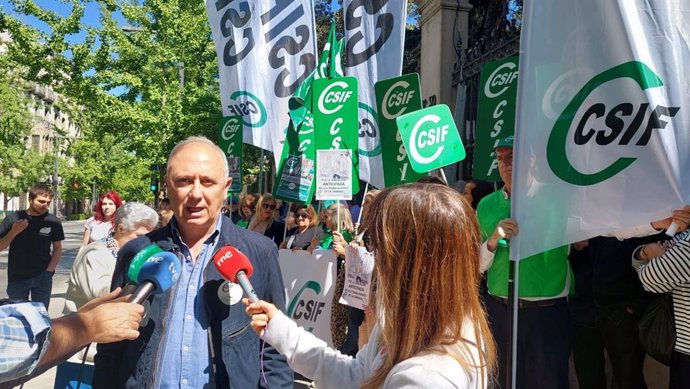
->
xmin=0 ymin=55 xmax=52 ymax=210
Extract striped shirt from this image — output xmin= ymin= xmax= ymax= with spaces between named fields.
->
xmin=0 ymin=302 xmax=52 ymax=383
xmin=633 ymin=229 xmax=690 ymax=355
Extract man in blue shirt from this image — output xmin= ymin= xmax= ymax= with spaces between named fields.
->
xmin=94 ymin=137 xmax=293 ymax=388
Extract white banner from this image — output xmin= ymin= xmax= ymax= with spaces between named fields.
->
xmin=512 ymin=0 xmax=690 ymax=260
xmin=339 ymin=245 xmax=375 ymax=310
xmin=343 ymin=0 xmax=407 ymax=188
xmin=206 ymin=0 xmax=317 ymax=160
xmin=278 ymin=249 xmax=337 ymax=346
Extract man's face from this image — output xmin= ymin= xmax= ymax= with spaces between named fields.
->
xmin=29 ymin=194 xmax=52 ymax=215
xmin=496 ymin=147 xmax=513 ymax=190
xmin=166 ymin=142 xmax=231 ymax=236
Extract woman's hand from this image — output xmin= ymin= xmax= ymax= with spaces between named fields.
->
xmin=243 ymin=298 xmax=279 ymax=336
xmin=279 ymin=241 xmax=288 ymax=249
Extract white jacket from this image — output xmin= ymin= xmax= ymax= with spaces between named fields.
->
xmin=64 ymin=241 xmax=116 ymax=315
xmin=263 ymin=311 xmax=487 ymax=388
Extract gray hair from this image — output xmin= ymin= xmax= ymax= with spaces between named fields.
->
xmin=114 ymin=202 xmax=159 ymax=232
xmin=167 ymin=136 xmax=229 ymax=177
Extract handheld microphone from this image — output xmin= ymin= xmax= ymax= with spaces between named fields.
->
xmin=117 ymin=244 xmax=164 ymax=297
xmin=130 ymin=252 xmax=181 ymax=304
xmin=213 ymin=246 xmax=259 ymax=303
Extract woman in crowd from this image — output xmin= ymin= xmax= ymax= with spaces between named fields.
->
xmin=66 ymin=202 xmax=159 ymax=313
xmin=245 ymin=183 xmax=496 ymax=388
xmin=280 ymin=204 xmax=324 ymax=250
xmin=235 ymin=193 xmax=259 ymax=228
xmin=248 ymin=193 xmax=284 ymax=246
xmin=81 ymin=191 xmax=123 ymax=248
xmin=633 ymin=229 xmax=690 ymax=389
xmin=463 ymin=179 xmax=495 ymax=210
xmin=309 ymin=202 xmax=358 ymax=354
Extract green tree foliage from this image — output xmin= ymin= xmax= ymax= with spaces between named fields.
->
xmin=0 ymin=55 xmax=51 ymax=209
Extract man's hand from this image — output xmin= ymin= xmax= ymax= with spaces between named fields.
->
xmin=487 ymin=219 xmax=518 ymax=252
xmin=9 ymin=219 xmax=28 ymax=237
xmin=77 ymin=288 xmax=144 ymax=344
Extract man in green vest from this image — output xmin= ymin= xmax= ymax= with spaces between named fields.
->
xmin=476 ymin=136 xmax=571 ymax=389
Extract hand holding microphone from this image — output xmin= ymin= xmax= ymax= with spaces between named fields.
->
xmin=243 ymin=299 xmax=278 ymax=337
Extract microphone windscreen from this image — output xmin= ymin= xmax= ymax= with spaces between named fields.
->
xmin=118 ymin=237 xmax=152 ymax=264
xmin=127 ymin=244 xmax=164 ymax=283
xmin=213 ymin=246 xmax=254 ymax=283
xmin=137 ymin=252 xmax=181 ymax=293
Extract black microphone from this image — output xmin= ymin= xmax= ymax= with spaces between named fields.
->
xmin=213 ymin=246 xmax=259 ymax=303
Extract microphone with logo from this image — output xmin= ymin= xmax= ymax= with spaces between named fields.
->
xmin=117 ymin=244 xmax=165 ymax=297
xmin=130 ymin=252 xmax=182 ymax=304
xmin=213 ymin=246 xmax=259 ymax=303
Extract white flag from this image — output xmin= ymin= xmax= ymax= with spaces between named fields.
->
xmin=206 ymin=0 xmax=317 ymax=160
xmin=512 ymin=0 xmax=690 ymax=260
xmin=343 ymin=0 xmax=407 ymax=188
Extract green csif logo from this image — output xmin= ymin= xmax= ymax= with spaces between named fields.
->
xmin=220 ymin=117 xmax=242 ymax=141
xmin=380 ymin=80 xmax=416 ymax=120
xmin=227 ymin=90 xmax=267 ymax=128
xmin=317 ymin=80 xmax=354 ymax=115
xmin=547 ymin=61 xmax=680 ymax=186
xmin=287 ymin=280 xmax=326 ymax=331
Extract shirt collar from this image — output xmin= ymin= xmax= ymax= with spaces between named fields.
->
xmin=169 ymin=216 xmax=222 ymax=246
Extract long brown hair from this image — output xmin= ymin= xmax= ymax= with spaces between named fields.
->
xmin=362 ymin=183 xmax=496 ymax=388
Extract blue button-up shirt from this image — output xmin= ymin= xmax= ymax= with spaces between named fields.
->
xmin=158 ymin=217 xmax=222 ymax=389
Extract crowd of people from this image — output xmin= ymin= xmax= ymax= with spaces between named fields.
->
xmin=1 ymin=135 xmax=689 ymax=389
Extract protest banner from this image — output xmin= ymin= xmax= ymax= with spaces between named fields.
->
xmin=375 ymin=73 xmax=425 ymax=187
xmin=474 ymin=56 xmax=519 ymax=181
xmin=217 ymin=116 xmax=243 ymax=192
xmin=396 ymin=104 xmax=466 ymax=173
xmin=316 ymin=149 xmax=353 ymax=201
xmin=313 ymin=77 xmax=360 ymax=194
xmin=512 ymin=0 xmax=690 ymax=260
xmin=339 ymin=245 xmax=375 ymax=310
xmin=279 ymin=249 xmax=337 ymax=346
xmin=206 ymin=0 xmax=317 ymax=163
xmin=343 ymin=0 xmax=408 ymax=189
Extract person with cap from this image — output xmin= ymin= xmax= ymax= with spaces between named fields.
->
xmin=476 ymin=135 xmax=572 ymax=389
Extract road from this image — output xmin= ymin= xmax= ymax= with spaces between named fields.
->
xmin=0 ymin=219 xmax=85 ymax=389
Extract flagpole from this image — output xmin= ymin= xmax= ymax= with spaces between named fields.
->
xmin=258 ymin=148 xmax=265 ymax=194
xmin=438 ymin=168 xmax=448 ymax=185
xmin=507 ymin=242 xmax=519 ymax=389
xmin=283 ymin=202 xmax=292 ymax=242
xmin=356 ymin=183 xmax=370 ymax=229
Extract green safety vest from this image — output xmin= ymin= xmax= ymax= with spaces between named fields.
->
xmin=476 ymin=190 xmax=571 ymax=298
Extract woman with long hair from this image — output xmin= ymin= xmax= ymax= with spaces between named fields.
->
xmin=245 ymin=183 xmax=496 ymax=388
xmin=235 ymin=193 xmax=259 ymax=228
xmin=248 ymin=193 xmax=284 ymax=246
xmin=280 ymin=204 xmax=324 ymax=250
xmin=81 ymin=191 xmax=123 ymax=248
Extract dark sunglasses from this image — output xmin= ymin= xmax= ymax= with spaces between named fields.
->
xmin=296 ymin=212 xmax=310 ymax=219
xmin=262 ymin=203 xmax=276 ymax=210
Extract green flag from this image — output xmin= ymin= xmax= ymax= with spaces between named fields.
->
xmin=396 ymin=104 xmax=466 ymax=173
xmin=217 ymin=116 xmax=243 ymax=193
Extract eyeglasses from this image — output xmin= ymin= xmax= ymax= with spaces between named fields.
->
xmin=262 ymin=203 xmax=276 ymax=210
xmin=242 ymin=204 xmax=253 ymax=209
xmin=296 ymin=212 xmax=310 ymax=219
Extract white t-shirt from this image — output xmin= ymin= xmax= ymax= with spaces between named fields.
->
xmin=84 ymin=217 xmax=113 ymax=243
